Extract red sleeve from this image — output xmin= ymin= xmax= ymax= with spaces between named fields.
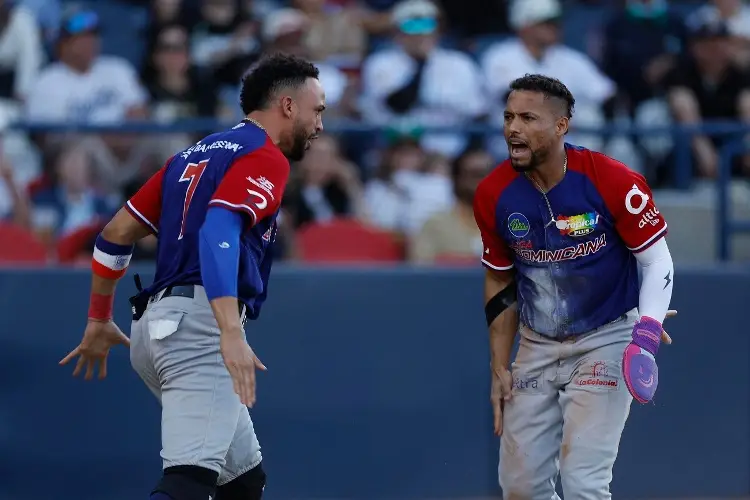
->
xmin=125 ymin=165 xmax=166 ymax=234
xmin=473 ymin=175 xmax=514 ymax=271
xmin=596 ymin=155 xmax=668 ymax=252
xmin=208 ymin=145 xmax=290 ymax=226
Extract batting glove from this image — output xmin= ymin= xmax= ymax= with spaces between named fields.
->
xmin=622 ymin=316 xmax=662 ymax=404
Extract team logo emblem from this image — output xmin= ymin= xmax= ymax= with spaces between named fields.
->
xmin=556 ymin=212 xmax=599 ymax=237
xmin=507 ymin=212 xmax=530 ymax=238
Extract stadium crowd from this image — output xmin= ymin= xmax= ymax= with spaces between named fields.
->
xmin=0 ymin=0 xmax=748 ymax=263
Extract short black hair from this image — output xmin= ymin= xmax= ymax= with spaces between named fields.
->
xmin=239 ymin=53 xmax=320 ymax=115
xmin=508 ymin=74 xmax=575 ymax=119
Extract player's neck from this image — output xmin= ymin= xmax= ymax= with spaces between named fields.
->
xmin=245 ymin=112 xmax=282 ymax=145
xmin=526 ymin=148 xmax=567 ymax=193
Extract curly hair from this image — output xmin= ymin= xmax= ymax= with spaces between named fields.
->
xmin=509 ymin=74 xmax=576 ymax=119
xmin=239 ymin=53 xmax=320 ymax=115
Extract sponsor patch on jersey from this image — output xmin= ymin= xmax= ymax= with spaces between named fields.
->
xmin=508 ymin=212 xmax=530 ymax=238
xmin=556 ymin=212 xmax=599 ymax=237
xmin=638 ymin=207 xmax=661 ymax=229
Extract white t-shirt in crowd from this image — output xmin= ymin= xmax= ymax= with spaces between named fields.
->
xmin=24 ymin=56 xmax=147 ymax=124
xmin=360 ymin=46 xmax=488 ymax=158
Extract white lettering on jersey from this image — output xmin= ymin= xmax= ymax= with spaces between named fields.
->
xmin=180 ymin=140 xmax=244 ymax=159
xmin=638 ymin=207 xmax=661 ymax=228
xmin=625 ymin=184 xmax=649 ymax=215
xmin=246 ymin=189 xmax=268 ymax=210
xmin=513 ymin=234 xmax=607 ymax=263
xmin=247 ymin=176 xmax=275 ymax=200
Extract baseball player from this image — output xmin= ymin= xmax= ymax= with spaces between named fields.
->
xmin=59 ymin=54 xmax=325 ymax=500
xmin=473 ymin=74 xmax=676 ymax=499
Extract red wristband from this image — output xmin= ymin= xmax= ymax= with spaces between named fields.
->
xmin=88 ymin=293 xmax=114 ymax=321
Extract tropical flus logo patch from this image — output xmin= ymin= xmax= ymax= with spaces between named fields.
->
xmin=556 ymin=212 xmax=599 ymax=237
xmin=508 ymin=212 xmax=530 ymax=238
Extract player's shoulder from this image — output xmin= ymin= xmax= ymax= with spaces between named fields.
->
xmin=567 ymin=143 xmax=647 ymax=187
xmin=476 ymin=159 xmax=520 ymax=201
xmin=232 ymin=134 xmax=290 ymax=177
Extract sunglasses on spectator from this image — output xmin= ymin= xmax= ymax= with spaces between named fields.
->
xmin=158 ymin=43 xmax=186 ymax=52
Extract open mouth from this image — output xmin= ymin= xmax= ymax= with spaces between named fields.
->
xmin=508 ymin=139 xmax=530 ymax=160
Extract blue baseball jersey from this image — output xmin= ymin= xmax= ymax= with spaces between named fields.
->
xmin=125 ymin=120 xmax=290 ymax=319
xmin=474 ymin=144 xmax=667 ymax=338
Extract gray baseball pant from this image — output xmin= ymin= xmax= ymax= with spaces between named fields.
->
xmin=499 ymin=308 xmax=637 ymax=500
xmin=129 ymin=285 xmax=262 ymax=486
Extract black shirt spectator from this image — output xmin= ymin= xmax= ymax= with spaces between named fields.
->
xmin=141 ymin=24 xmax=217 ymax=120
xmin=665 ymin=19 xmax=750 ymax=178
xmin=603 ymin=2 xmax=687 ymax=113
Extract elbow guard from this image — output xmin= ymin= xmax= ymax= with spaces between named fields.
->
xmin=485 ymin=282 xmax=517 ymax=327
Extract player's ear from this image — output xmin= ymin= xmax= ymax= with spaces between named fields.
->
xmin=556 ymin=116 xmax=569 ymax=137
xmin=280 ymin=95 xmax=295 ymax=119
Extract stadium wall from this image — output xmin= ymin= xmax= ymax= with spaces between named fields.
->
xmin=0 ymin=266 xmax=747 ymax=500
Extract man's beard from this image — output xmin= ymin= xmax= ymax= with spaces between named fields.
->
xmin=510 ymin=148 xmax=545 ymax=172
xmin=283 ymin=123 xmax=310 ymax=162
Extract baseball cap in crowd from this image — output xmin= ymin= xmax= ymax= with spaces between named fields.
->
xmin=58 ymin=9 xmax=100 ymax=39
xmin=262 ymin=8 xmax=308 ymax=42
xmin=392 ymin=0 xmax=439 ymax=36
xmin=509 ymin=0 xmax=562 ymax=31
xmin=686 ymin=17 xmax=730 ymax=40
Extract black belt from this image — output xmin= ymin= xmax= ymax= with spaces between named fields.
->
xmin=130 ymin=278 xmax=246 ymax=325
xmin=155 ymin=285 xmax=199 ymax=301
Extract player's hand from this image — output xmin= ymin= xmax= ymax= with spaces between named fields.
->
xmin=59 ymin=319 xmax=130 ymax=380
xmin=662 ymin=309 xmax=677 ymax=345
xmin=491 ymin=366 xmax=512 ymax=437
xmin=220 ymin=329 xmax=267 ymax=407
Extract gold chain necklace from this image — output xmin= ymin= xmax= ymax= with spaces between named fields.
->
xmin=525 ymin=154 xmax=567 ymax=195
xmin=526 ymin=154 xmax=568 ymax=229
xmin=246 ymin=117 xmax=266 ymax=132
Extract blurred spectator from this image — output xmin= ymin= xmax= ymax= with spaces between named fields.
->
xmin=190 ymin=0 xmax=260 ymax=89
xmin=142 ymin=24 xmax=217 ymax=121
xmin=25 ymin=10 xmax=148 ymax=124
xmin=30 ymin=142 xmax=116 ymax=246
xmin=602 ymin=0 xmax=687 ymax=116
xmin=688 ymin=0 xmax=750 ymax=39
xmin=665 ymin=18 xmax=750 ymax=178
xmin=147 ymin=0 xmax=199 ymax=40
xmin=409 ymin=147 xmax=491 ymax=263
xmin=23 ymin=9 xmax=153 ymax=196
xmin=0 ymin=156 xmax=31 ymax=228
xmin=480 ymin=0 xmax=615 ymax=153
xmin=291 ymin=0 xmax=367 ymax=67
xmin=0 ymin=0 xmax=46 ymax=197
xmin=283 ymin=134 xmax=365 ymax=228
xmin=363 ymin=134 xmax=453 ymax=235
xmin=359 ymin=0 xmax=487 ymax=158
xmin=0 ymin=0 xmax=45 ymax=104
xmin=260 ymin=8 xmax=351 ymax=114
xmin=687 ymin=0 xmax=750 ymax=66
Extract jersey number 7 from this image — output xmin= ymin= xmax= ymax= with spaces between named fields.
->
xmin=178 ymin=159 xmax=209 ymax=240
